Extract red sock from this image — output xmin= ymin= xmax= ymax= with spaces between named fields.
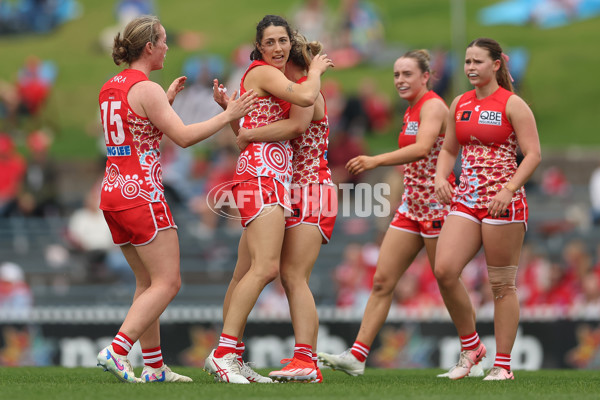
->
xmin=142 ymin=346 xmax=163 ymax=368
xmin=350 ymin=341 xmax=370 ymax=362
xmin=214 ymin=333 xmax=238 ymax=358
xmin=460 ymin=332 xmax=481 ymax=351
xmin=236 ymin=342 xmax=245 ymax=365
xmin=494 ymin=353 xmax=511 ymax=370
xmin=293 ymin=343 xmax=313 ymax=363
xmin=111 ymin=331 xmax=133 ymax=356
xmin=312 ymin=352 xmax=318 ymax=368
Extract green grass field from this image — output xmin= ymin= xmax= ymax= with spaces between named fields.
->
xmin=1 ymin=367 xmax=599 ymax=400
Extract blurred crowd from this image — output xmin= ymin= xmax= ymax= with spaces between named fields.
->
xmin=331 ymin=236 xmax=600 ymax=315
xmin=0 ymin=0 xmax=81 ymax=36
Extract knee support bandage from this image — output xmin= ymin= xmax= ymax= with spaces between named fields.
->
xmin=487 ymin=265 xmax=518 ymax=300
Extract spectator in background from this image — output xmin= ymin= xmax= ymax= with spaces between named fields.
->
xmin=333 ymin=243 xmax=371 ymax=309
xmin=172 ymin=55 xmax=225 ymax=126
xmin=336 ymin=77 xmax=391 ymax=138
xmin=16 ymin=130 xmax=61 ymax=217
xmin=430 ymin=47 xmax=452 ymax=100
xmin=516 ymin=242 xmax=547 ymax=304
xmin=115 ymin=0 xmax=155 ymax=21
xmin=225 ymin=44 xmax=253 ymax=98
xmin=329 ymin=0 xmax=384 ymax=68
xmin=98 ymin=0 xmax=155 ymax=52
xmin=392 ymin=251 xmax=443 ymax=310
xmin=541 ymin=165 xmax=571 ymax=197
xmin=589 ymin=162 xmax=600 ymax=225
xmin=575 ymin=270 xmax=600 ymax=307
xmin=188 ymin=146 xmax=239 ymax=239
xmin=357 ymin=77 xmax=392 ymax=134
xmin=0 ymin=80 xmax=20 ymax=125
xmin=16 ymin=56 xmax=57 ymax=118
xmin=320 ymin=78 xmax=345 ymax=130
xmin=338 ymin=89 xmax=370 ymax=136
xmin=255 ymin=278 xmax=290 ymax=318
xmin=0 ymin=0 xmax=81 ymax=35
xmin=0 ymin=133 xmax=26 ymax=217
xmin=166 ymin=55 xmax=228 ymax=207
xmin=0 ymin=262 xmax=33 ymax=319
xmin=291 ymin=0 xmax=331 ymax=45
xmin=327 ymin=130 xmax=366 ymax=185
xmin=525 ymin=261 xmax=574 ymax=308
xmin=66 ymin=181 xmax=130 ymax=283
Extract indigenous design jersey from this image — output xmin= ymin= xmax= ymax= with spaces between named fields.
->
xmin=291 ymin=76 xmax=332 ymax=186
xmin=397 ymin=90 xmax=451 ymax=221
xmin=454 ymin=87 xmax=523 ymax=208
xmin=234 ymin=60 xmax=293 ymax=188
xmin=99 ymin=69 xmax=165 ymax=211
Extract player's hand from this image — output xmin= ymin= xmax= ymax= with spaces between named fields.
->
xmin=309 ymin=54 xmax=334 ymax=75
xmin=487 ymin=188 xmax=514 ymax=218
xmin=236 ymin=127 xmax=251 ymax=151
xmin=225 ymin=89 xmax=257 ymax=121
xmin=213 ymin=78 xmax=229 ymax=110
xmin=434 ymin=177 xmax=454 ymax=205
xmin=167 ymin=76 xmax=186 ymax=105
xmin=346 ymin=155 xmax=376 ymax=175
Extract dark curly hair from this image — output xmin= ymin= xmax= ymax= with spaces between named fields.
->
xmin=250 ymin=15 xmax=295 ymax=61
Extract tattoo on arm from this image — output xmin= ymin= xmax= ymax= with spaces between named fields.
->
xmin=286 ymin=83 xmax=294 ymax=93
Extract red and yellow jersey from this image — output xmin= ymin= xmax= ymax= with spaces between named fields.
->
xmin=235 ymin=60 xmax=293 ymax=187
xmin=99 ymin=69 xmax=165 ymax=211
xmin=291 ymin=76 xmax=332 ymax=186
xmin=397 ymin=90 xmax=451 ymax=221
xmin=454 ymin=87 xmax=523 ymax=208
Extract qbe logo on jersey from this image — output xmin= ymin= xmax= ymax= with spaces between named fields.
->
xmin=405 ymin=121 xmax=419 ymax=135
xmin=478 ymin=110 xmax=502 ymax=126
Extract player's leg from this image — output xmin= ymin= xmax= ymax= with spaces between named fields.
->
xmin=434 ymin=215 xmax=486 ymax=379
xmin=205 ymin=206 xmax=285 ymax=384
xmin=481 ymin=222 xmax=524 ymax=381
xmin=269 ymin=224 xmax=322 ymax=381
xmin=97 ymin=229 xmax=181 ymax=383
xmin=319 ymin=228 xmax=423 ymax=376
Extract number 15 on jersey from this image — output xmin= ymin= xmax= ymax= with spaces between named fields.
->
xmin=101 ymin=100 xmax=126 ymax=145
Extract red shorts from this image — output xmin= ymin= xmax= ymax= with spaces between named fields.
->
xmin=390 ymin=210 xmax=445 ymax=238
xmin=232 ymin=177 xmax=291 ymax=228
xmin=285 ymin=184 xmax=338 ymax=243
xmin=103 ymin=201 xmax=177 ymax=246
xmin=449 ymin=198 xmax=528 ymax=230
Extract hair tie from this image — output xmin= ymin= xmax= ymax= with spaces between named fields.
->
xmin=501 ymin=52 xmax=514 ymax=83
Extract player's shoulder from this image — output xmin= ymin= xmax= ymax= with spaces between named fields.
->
xmin=130 ymin=79 xmax=164 ymax=96
xmin=423 ymin=95 xmax=448 ymax=111
xmin=247 ymin=62 xmax=282 ymax=79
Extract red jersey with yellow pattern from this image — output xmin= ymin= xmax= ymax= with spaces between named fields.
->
xmin=291 ymin=76 xmax=332 ymax=186
xmin=397 ymin=90 xmax=451 ymax=221
xmin=99 ymin=69 xmax=165 ymax=211
xmin=234 ymin=60 xmax=293 ymax=187
xmin=454 ymin=87 xmax=524 ymax=208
